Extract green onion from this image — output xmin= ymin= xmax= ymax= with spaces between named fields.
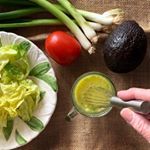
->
xmin=88 ymin=22 xmax=103 ymax=31
xmin=78 ymin=8 xmax=124 ymax=25
xmin=78 ymin=10 xmax=113 ymax=25
xmin=54 ymin=4 xmax=124 ymax=25
xmin=0 ymin=0 xmax=35 ymax=6
xmin=58 ymin=0 xmax=97 ymax=43
xmin=0 ymin=9 xmax=102 ymax=31
xmin=51 ymin=5 xmax=124 ymax=25
xmin=0 ymin=2 xmax=124 ymax=26
xmin=49 ymin=4 xmax=124 ymax=25
xmin=30 ymin=0 xmax=95 ymax=53
xmin=0 ymin=19 xmax=102 ymax=31
xmin=0 ymin=0 xmax=124 ymax=53
xmin=0 ymin=19 xmax=61 ymax=28
xmin=102 ymin=8 xmax=125 ymax=24
xmin=0 ymin=8 xmax=43 ymax=20
xmin=0 ymin=1 xmax=124 ymax=25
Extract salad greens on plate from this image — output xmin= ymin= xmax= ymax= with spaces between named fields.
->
xmin=0 ymin=41 xmax=40 ymax=128
xmin=0 ymin=31 xmax=57 ymax=150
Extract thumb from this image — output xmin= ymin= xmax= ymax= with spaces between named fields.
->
xmin=120 ymin=108 xmax=150 ymax=143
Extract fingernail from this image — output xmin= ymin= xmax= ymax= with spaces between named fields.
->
xmin=117 ymin=91 xmax=122 ymax=95
xmin=117 ymin=91 xmax=125 ymax=97
xmin=120 ymin=108 xmax=133 ymax=123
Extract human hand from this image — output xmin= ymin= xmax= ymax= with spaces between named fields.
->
xmin=118 ymin=88 xmax=150 ymax=143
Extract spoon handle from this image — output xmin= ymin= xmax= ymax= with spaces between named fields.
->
xmin=110 ymin=96 xmax=150 ymax=115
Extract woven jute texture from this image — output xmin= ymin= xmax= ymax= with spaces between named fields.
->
xmin=75 ymin=0 xmax=150 ymax=27
xmin=1 ymin=0 xmax=149 ymax=150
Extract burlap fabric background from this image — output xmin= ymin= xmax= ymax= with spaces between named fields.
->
xmin=0 ymin=0 xmax=149 ymax=150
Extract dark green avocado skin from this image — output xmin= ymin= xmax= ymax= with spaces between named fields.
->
xmin=103 ymin=20 xmax=147 ymax=73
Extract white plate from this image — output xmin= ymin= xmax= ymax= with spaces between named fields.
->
xmin=0 ymin=31 xmax=57 ymax=150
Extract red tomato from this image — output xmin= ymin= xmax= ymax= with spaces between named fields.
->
xmin=45 ymin=31 xmax=81 ymax=65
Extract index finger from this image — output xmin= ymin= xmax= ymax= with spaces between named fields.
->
xmin=117 ymin=88 xmax=150 ymax=101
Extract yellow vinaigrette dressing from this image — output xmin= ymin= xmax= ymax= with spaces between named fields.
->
xmin=72 ymin=72 xmax=116 ymax=116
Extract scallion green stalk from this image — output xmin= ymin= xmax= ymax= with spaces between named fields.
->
xmin=0 ymin=19 xmax=102 ymax=31
xmin=54 ymin=4 xmax=124 ymax=25
xmin=0 ymin=1 xmax=124 ymax=26
xmin=58 ymin=0 xmax=97 ymax=43
xmin=0 ymin=19 xmax=62 ymax=28
xmin=0 ymin=8 xmax=102 ymax=31
xmin=30 ymin=0 xmax=95 ymax=54
xmin=0 ymin=0 xmax=35 ymax=6
xmin=0 ymin=8 xmax=43 ymax=20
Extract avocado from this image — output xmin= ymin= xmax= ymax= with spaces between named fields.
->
xmin=103 ymin=20 xmax=147 ymax=73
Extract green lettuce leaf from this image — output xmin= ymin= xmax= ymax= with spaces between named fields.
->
xmin=0 ymin=41 xmax=30 ymax=70
xmin=0 ymin=79 xmax=40 ymax=127
xmin=0 ymin=41 xmax=40 ymax=128
xmin=1 ymin=57 xmax=30 ymax=83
